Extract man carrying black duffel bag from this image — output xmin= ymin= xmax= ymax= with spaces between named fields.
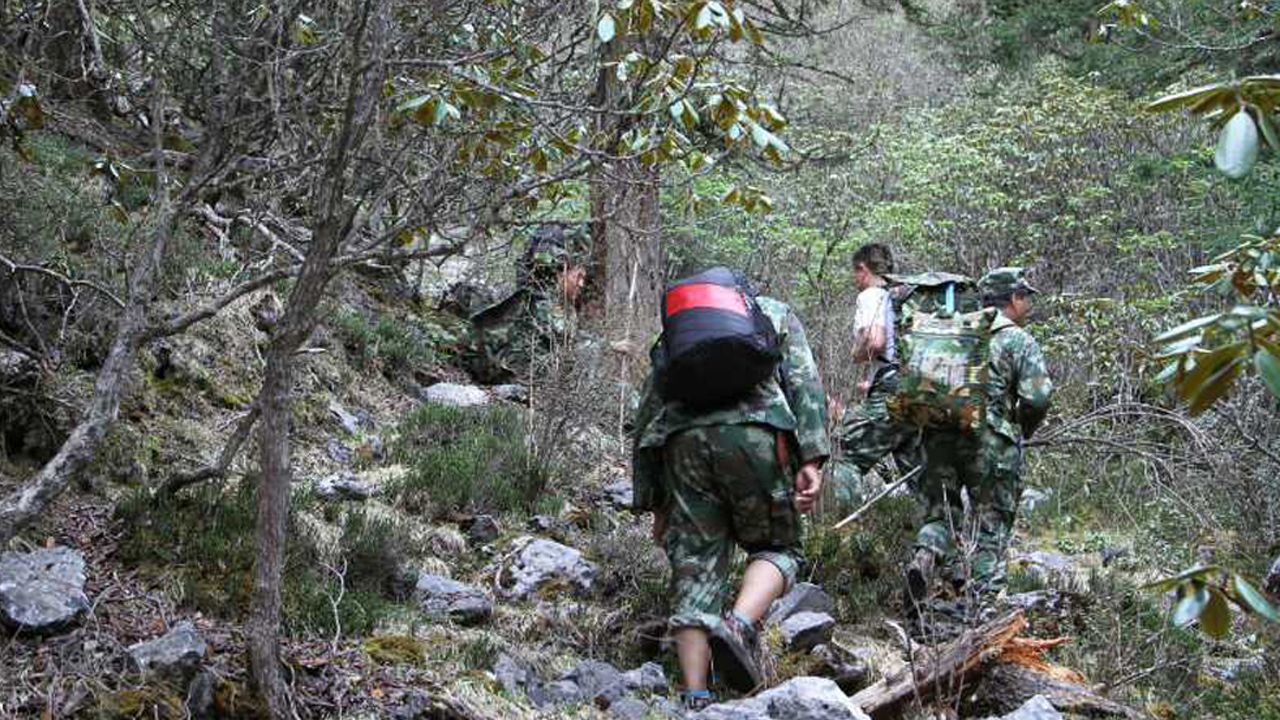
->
xmin=630 ymin=267 xmax=830 ymax=709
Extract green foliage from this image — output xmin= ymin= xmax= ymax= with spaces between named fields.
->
xmin=804 ymin=494 xmax=917 ymax=620
xmin=363 ymin=634 xmax=427 ymax=665
xmin=115 ymin=483 xmax=407 ymax=636
xmin=1144 ymin=564 xmax=1280 ymax=638
xmin=389 ymin=403 xmax=556 ymax=517
xmin=331 ymin=307 xmax=447 ymax=376
xmin=1154 ymin=232 xmax=1280 ymax=413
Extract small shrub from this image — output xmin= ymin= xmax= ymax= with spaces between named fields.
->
xmin=363 ymin=634 xmax=426 ymax=665
xmin=389 ymin=404 xmax=557 ymax=517
xmin=330 ymin=307 xmax=440 ymax=375
xmin=114 ymin=484 xmax=408 ymax=636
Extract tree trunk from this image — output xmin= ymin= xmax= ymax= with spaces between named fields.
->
xmin=588 ymin=159 xmax=663 ymax=339
xmin=244 ymin=1 xmax=388 ymax=714
xmin=585 ymin=30 xmax=664 ymax=345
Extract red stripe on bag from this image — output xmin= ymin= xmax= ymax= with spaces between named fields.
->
xmin=666 ymin=283 xmax=748 ymax=317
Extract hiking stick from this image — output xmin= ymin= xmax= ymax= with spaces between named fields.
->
xmin=831 ymin=465 xmax=923 ymax=532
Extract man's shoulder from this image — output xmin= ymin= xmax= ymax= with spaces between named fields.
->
xmin=991 ymin=321 xmax=1042 ymax=357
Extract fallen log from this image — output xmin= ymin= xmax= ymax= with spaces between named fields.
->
xmin=849 ymin=610 xmax=1140 ymax=719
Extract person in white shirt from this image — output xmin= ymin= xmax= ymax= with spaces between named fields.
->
xmin=830 ymin=243 xmax=919 ymax=509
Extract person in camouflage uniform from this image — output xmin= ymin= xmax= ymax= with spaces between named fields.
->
xmin=907 ymin=267 xmax=1053 ymax=600
xmin=630 ymin=293 xmax=830 ymax=707
xmin=831 ymin=244 xmax=921 ymax=510
xmin=463 ymin=224 xmax=588 ymax=384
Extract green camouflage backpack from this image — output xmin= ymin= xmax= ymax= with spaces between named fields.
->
xmin=886 ymin=272 xmax=993 ymax=433
xmin=886 ymin=272 xmax=980 ymax=365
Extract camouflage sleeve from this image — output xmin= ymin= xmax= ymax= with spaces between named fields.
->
xmin=629 ymin=366 xmax=667 ymax=512
xmin=1013 ymin=332 xmax=1053 ymax=439
xmin=779 ymin=307 xmax=831 ymax=464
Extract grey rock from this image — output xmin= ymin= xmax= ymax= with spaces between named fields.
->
xmin=562 ymin=660 xmax=626 ymax=706
xmin=622 ymin=661 xmax=667 ymax=693
xmin=315 ymin=471 xmax=377 ymax=501
xmin=542 ymin=679 xmax=583 ymax=704
xmin=603 ymin=478 xmax=634 ymax=508
xmin=0 ymin=349 xmax=34 ymax=379
xmin=1012 ymin=551 xmax=1076 ymax=580
xmin=250 ymin=292 xmax=282 ymax=333
xmin=780 ymin=612 xmax=836 ymax=653
xmin=528 ymin=515 xmax=557 ymax=533
xmin=325 ymin=438 xmax=354 ymax=465
xmin=811 ymin=645 xmax=869 ymax=693
xmin=1100 ymin=546 xmax=1130 ymax=567
xmin=505 ymin=538 xmax=598 ymax=599
xmin=414 ymin=573 xmax=492 ymax=625
xmin=186 ymin=670 xmax=215 ymax=719
xmin=486 ymin=650 xmax=532 ymax=696
xmin=423 ymin=382 xmax=489 ymax=408
xmin=492 ymin=384 xmax=529 ymax=403
xmin=1203 ymin=656 xmax=1266 ymax=682
xmin=610 ymin=697 xmax=650 ymax=720
xmin=986 ymin=695 xmax=1062 ymax=720
xmin=127 ymin=621 xmax=207 ymax=680
xmin=768 ymin=583 xmax=835 ymax=626
xmin=693 ymin=676 xmax=871 ymax=720
xmin=1019 ymin=487 xmax=1052 ymax=515
xmin=466 ymin=515 xmax=501 ymax=544
xmin=0 ymin=546 xmax=90 ymax=632
xmin=1005 ymin=590 xmax=1059 ymax=613
xmin=329 ymin=400 xmax=362 ymax=435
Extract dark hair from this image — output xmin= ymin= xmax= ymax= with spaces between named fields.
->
xmin=852 ymin=243 xmax=894 ymax=276
xmin=982 ymin=289 xmax=1030 ymax=309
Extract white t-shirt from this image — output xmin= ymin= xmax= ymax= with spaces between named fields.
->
xmin=853 ymin=285 xmax=895 ymax=367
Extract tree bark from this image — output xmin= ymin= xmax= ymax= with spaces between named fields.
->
xmin=244 ymin=1 xmax=389 ymax=715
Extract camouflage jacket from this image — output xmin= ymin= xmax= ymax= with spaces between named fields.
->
xmin=464 ymin=288 xmax=571 ymax=384
xmin=630 ymin=297 xmax=831 ymax=509
xmin=986 ymin=314 xmax=1053 ymax=442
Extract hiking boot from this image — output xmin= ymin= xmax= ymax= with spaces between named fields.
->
xmin=681 ymin=690 xmax=716 ymax=712
xmin=905 ymin=548 xmax=936 ymax=605
xmin=708 ymin=614 xmax=762 ymax=693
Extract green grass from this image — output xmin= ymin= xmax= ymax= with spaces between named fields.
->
xmin=114 ymin=483 xmax=408 ymax=636
xmin=389 ymin=403 xmax=558 ymax=517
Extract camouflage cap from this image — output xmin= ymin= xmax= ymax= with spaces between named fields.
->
xmin=979 ymin=267 xmax=1039 ymax=297
xmin=519 ymin=224 xmax=588 ymax=286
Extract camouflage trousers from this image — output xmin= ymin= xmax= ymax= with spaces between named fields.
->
xmin=914 ymin=428 xmax=1022 ymax=591
xmin=661 ymin=423 xmax=802 ymax=630
xmin=829 ymin=372 xmax=921 ymax=513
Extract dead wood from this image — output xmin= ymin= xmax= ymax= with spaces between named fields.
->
xmin=850 ymin=611 xmax=1141 ymax=719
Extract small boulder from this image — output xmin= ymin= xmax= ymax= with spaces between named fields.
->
xmin=1005 ymin=590 xmax=1060 ymax=614
xmin=610 ymin=697 xmax=650 ymax=720
xmin=127 ymin=621 xmax=207 ymax=681
xmin=693 ymin=676 xmax=871 ymax=720
xmin=602 ymin=478 xmax=634 ymax=508
xmin=465 ymin=515 xmax=501 ymax=545
xmin=423 ymin=382 xmax=489 ymax=408
xmin=1011 ymin=551 xmax=1076 ymax=582
xmin=811 ymin=644 xmax=869 ymax=693
xmin=560 ymin=659 xmax=626 ymax=706
xmin=325 ymin=438 xmax=354 ymax=465
xmin=328 ymin=401 xmax=363 ymax=435
xmin=1019 ymin=487 xmax=1052 ymax=515
xmin=768 ymin=583 xmax=835 ymax=626
xmin=493 ymin=652 xmax=541 ymax=701
xmin=0 ymin=546 xmax=90 ymax=632
xmin=780 ymin=612 xmax=836 ymax=653
xmin=492 ymin=384 xmax=529 ymax=403
xmin=985 ymin=695 xmax=1063 ymax=720
xmin=622 ymin=661 xmax=667 ymax=694
xmin=314 ymin=471 xmax=377 ymax=501
xmin=414 ymin=574 xmax=492 ymax=625
xmin=505 ymin=538 xmax=598 ymax=599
